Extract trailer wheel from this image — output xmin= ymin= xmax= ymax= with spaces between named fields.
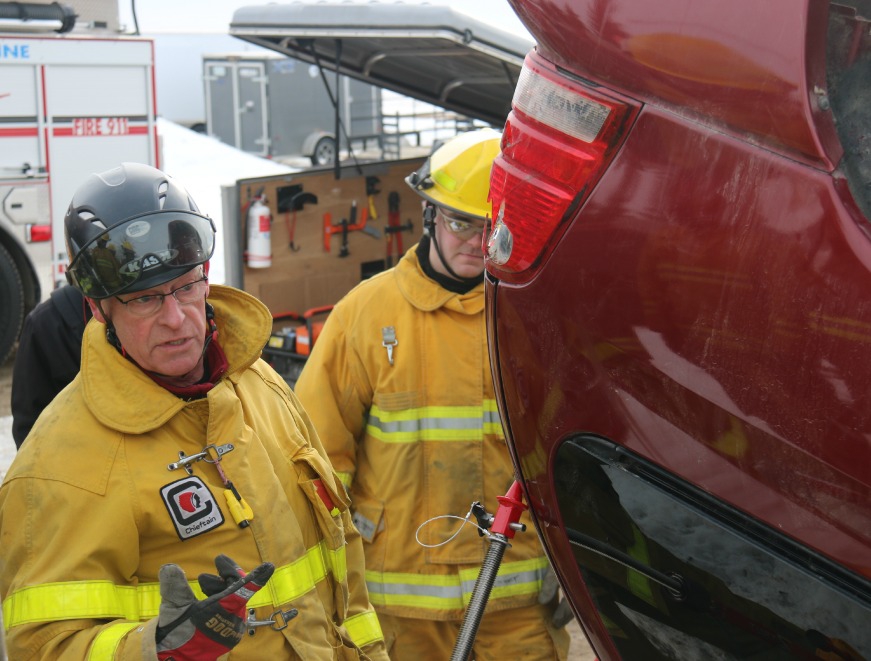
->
xmin=310 ymin=136 xmax=337 ymax=166
xmin=0 ymin=242 xmax=25 ymax=365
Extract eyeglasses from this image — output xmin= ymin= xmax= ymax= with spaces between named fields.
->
xmin=437 ymin=209 xmax=490 ymax=241
xmin=115 ymin=276 xmax=208 ymax=317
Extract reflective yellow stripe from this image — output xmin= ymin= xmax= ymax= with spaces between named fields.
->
xmin=250 ymin=541 xmax=347 ymax=608
xmin=336 ymin=471 xmax=353 ymax=488
xmin=343 ymin=610 xmax=384 ymax=649
xmin=365 ymin=557 xmax=548 ymax=610
xmin=483 ymin=399 xmax=504 ymax=435
xmin=2 ymin=541 xmax=346 ymax=627
xmin=3 ymin=581 xmax=142 ymax=625
xmin=367 ymin=401 xmax=503 ymax=443
xmin=87 ymin=622 xmax=140 ymax=661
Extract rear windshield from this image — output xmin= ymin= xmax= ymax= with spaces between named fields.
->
xmin=827 ymin=2 xmax=871 ymax=220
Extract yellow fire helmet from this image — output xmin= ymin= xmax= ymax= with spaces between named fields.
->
xmin=406 ymin=127 xmax=502 ymax=221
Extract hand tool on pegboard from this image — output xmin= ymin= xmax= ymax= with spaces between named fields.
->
xmin=285 ymin=191 xmax=318 ymax=251
xmin=323 ymin=200 xmax=381 ymax=257
xmin=385 ymin=191 xmax=414 ymax=268
xmin=354 ymin=201 xmax=381 ymax=242
xmin=366 ymin=176 xmax=381 ymax=222
xmin=322 ymin=212 xmax=346 ymax=257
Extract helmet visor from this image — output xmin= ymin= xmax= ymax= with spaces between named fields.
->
xmin=67 ymin=211 xmax=215 ymax=299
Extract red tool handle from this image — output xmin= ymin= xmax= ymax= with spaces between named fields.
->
xmin=490 ymin=481 xmax=528 ymax=539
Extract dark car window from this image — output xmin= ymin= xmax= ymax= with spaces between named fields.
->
xmin=554 ymin=436 xmax=871 ymax=659
xmin=827 ymin=2 xmax=871 ymax=221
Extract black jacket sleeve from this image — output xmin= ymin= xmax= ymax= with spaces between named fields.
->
xmin=11 ymin=286 xmax=90 ymax=448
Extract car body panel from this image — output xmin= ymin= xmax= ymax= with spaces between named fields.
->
xmin=494 ymin=102 xmax=871 ymax=565
xmin=509 ymin=0 xmax=841 ymax=167
xmin=485 ymin=0 xmax=871 ymax=658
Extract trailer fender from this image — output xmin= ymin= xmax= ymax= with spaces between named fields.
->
xmin=303 ymin=131 xmax=337 ymax=166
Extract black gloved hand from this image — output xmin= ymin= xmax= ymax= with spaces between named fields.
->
xmin=539 ymin=566 xmax=575 ymax=629
xmin=156 ymin=554 xmax=274 ymax=661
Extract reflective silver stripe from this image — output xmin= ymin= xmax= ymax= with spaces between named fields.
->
xmin=483 ymin=401 xmax=503 ymax=434
xmin=366 ymin=571 xmax=465 ymax=610
xmin=367 ymin=402 xmax=503 ymax=443
xmin=366 ymin=557 xmax=548 ymax=610
xmin=458 ymin=562 xmax=548 ymax=596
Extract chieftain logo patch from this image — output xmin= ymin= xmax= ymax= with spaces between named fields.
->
xmin=161 ymin=476 xmax=225 ymax=540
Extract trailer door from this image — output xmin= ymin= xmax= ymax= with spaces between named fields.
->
xmin=205 ymin=59 xmax=269 ymax=156
xmin=236 ymin=62 xmax=269 ymax=155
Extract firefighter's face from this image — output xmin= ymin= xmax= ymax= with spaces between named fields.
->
xmin=89 ymin=268 xmax=210 ymax=386
xmin=430 ymin=207 xmax=487 ymax=280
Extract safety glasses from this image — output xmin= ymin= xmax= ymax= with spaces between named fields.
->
xmin=437 ymin=208 xmax=490 ymax=241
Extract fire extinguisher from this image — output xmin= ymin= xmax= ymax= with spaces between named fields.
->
xmin=246 ymin=189 xmax=272 ymax=268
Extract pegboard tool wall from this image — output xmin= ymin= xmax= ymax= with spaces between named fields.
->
xmin=235 ymin=157 xmax=426 ymax=316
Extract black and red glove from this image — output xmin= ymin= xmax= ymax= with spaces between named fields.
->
xmin=155 ymin=554 xmax=275 ymax=661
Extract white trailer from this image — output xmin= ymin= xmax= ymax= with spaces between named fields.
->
xmin=0 ymin=33 xmax=159 ymax=362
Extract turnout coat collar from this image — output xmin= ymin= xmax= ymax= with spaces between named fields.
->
xmin=80 ymin=285 xmax=272 ymax=434
xmin=394 ymin=245 xmax=485 ymax=315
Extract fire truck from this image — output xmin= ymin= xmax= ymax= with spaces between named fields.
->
xmin=0 ymin=2 xmax=158 ymax=364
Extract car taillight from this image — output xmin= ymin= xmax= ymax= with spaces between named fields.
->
xmin=26 ymin=224 xmax=51 ymax=242
xmin=486 ymin=51 xmax=637 ymax=282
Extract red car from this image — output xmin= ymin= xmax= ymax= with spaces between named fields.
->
xmin=485 ymin=0 xmax=871 ymax=658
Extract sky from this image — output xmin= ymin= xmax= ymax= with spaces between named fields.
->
xmin=116 ymin=0 xmax=532 ymax=39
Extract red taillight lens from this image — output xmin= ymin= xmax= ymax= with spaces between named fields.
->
xmin=26 ymin=224 xmax=51 ymax=243
xmin=486 ymin=51 xmax=637 ymax=281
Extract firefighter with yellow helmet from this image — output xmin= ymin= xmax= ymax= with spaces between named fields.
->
xmin=296 ymin=129 xmax=571 ymax=659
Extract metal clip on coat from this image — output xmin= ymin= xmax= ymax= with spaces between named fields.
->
xmin=247 ymin=607 xmax=298 ymax=635
xmin=168 ymin=444 xmax=235 ymax=474
xmin=381 ymin=326 xmax=398 ymax=365
xmin=450 ymin=481 xmax=528 ymax=661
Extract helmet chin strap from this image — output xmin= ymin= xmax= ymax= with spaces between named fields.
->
xmin=202 ymin=302 xmax=218 ymax=354
xmin=423 ymin=204 xmax=483 ymax=287
xmin=97 ymin=299 xmax=126 ymax=357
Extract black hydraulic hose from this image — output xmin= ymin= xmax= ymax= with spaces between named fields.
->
xmin=449 ymin=533 xmax=510 ymax=661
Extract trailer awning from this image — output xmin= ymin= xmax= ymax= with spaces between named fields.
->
xmin=229 ymin=3 xmax=533 ymax=127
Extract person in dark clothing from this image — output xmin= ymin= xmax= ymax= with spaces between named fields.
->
xmin=11 ymin=284 xmax=91 ymax=447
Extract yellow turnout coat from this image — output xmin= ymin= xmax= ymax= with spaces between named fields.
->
xmin=0 ymin=285 xmax=386 ymax=660
xmin=295 ymin=246 xmax=549 ymax=622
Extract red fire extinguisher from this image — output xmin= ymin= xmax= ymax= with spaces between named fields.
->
xmin=246 ymin=190 xmax=272 ymax=268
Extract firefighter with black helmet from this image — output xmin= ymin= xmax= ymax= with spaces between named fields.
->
xmin=296 ymin=130 xmax=571 ymax=659
xmin=0 ymin=163 xmax=387 ymax=660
